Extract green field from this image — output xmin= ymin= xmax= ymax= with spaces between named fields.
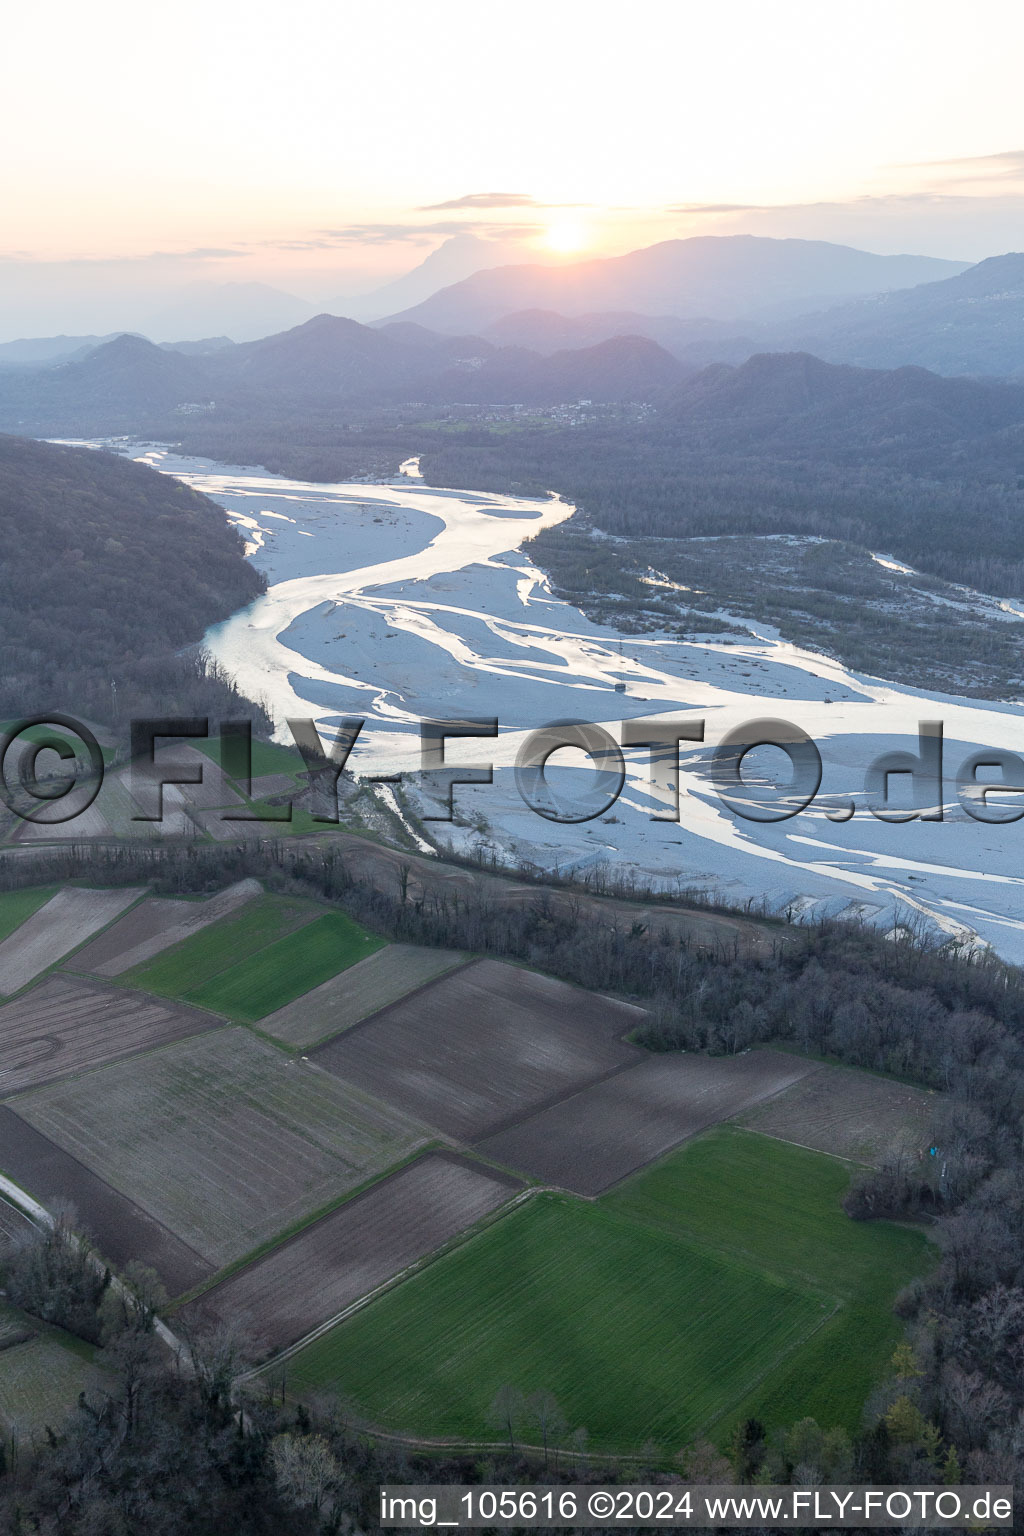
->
xmin=286 ymin=1129 xmax=931 ymax=1454
xmin=122 ymin=893 xmax=320 ymax=1000
xmin=189 ymin=734 xmax=306 ymax=781
xmin=0 ymin=886 xmax=57 ymax=945
xmin=0 ymin=723 xmax=116 ymax=765
xmin=0 ymin=1304 xmax=101 ymax=1438
xmin=186 ymin=911 xmax=386 ymax=1022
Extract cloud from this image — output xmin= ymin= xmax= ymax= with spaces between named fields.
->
xmin=900 ymin=148 xmax=1024 ymax=175
xmin=669 ymin=191 xmax=1024 ymax=220
xmin=420 ymin=191 xmax=589 ymax=211
xmin=420 ymin=191 xmax=539 ymax=210
xmin=280 ymin=220 xmax=543 ymax=249
xmin=669 ymin=202 xmax=768 ymax=215
xmin=0 ymin=246 xmax=246 ymax=267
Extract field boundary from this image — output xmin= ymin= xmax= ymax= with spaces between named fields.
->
xmin=168 ymin=1140 xmax=460 ymax=1309
xmin=0 ymin=885 xmax=148 ymax=1001
xmin=242 ymin=1178 xmax=550 ymax=1382
xmin=0 ymin=976 xmax=225 ymax=1100
xmin=0 ymin=1105 xmax=216 ymax=1296
xmin=303 ymin=953 xmax=475 ymax=1049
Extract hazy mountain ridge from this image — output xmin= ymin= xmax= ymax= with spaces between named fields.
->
xmin=665 ymin=350 xmax=1024 ymax=463
xmin=0 ymin=334 xmax=126 ymax=368
xmin=337 ymin=233 xmax=539 ymax=322
xmin=0 ymin=313 xmax=686 ymax=430
xmin=1 ymin=236 xmax=1021 ymax=436
xmin=382 ymin=234 xmax=967 ymax=331
xmin=6 ymin=236 xmax=1019 ymax=384
xmin=479 ymin=308 xmax=755 ymax=365
xmin=439 ymin=253 xmax=1024 ymax=378
xmin=772 ymin=252 xmax=1024 ymax=375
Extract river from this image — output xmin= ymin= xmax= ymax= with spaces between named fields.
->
xmin=116 ymin=443 xmax=1024 ymax=960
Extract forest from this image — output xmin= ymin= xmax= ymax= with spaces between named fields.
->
xmin=0 ymin=435 xmax=269 ymax=728
xmin=416 ymin=419 xmax=1024 ymax=598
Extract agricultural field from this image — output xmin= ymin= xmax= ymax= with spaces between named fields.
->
xmin=0 ymin=1306 xmax=103 ymax=1441
xmin=186 ymin=911 xmax=385 ymax=1023
xmin=475 ymin=1050 xmax=819 ymax=1194
xmin=183 ymin=1153 xmax=520 ymax=1354
xmin=11 ymin=802 xmax=113 ymax=843
xmin=731 ymin=1061 xmax=936 ymax=1166
xmin=0 ymin=887 xmax=57 ymax=945
xmin=69 ymin=878 xmax=261 ymax=977
xmin=0 ymin=976 xmax=217 ymax=1096
xmin=0 ymin=1107 xmax=214 ymax=1295
xmin=285 ymin=1128 xmax=931 ymax=1454
xmin=260 ymin=944 xmax=468 ymax=1048
xmin=603 ymin=1129 xmax=933 ymax=1435
xmin=313 ymin=959 xmax=645 ymax=1139
xmin=0 ymin=886 xmax=143 ymax=995
xmin=146 ymin=746 xmax=245 ymax=814
xmin=190 ymin=733 xmax=307 ymax=783
xmin=120 ymin=891 xmax=318 ymax=1001
xmin=15 ymin=1028 xmax=430 ymax=1268
xmin=0 ymin=747 xmax=144 ymax=846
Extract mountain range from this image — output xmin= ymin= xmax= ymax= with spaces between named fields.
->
xmin=773 ymin=253 xmax=1024 ymax=376
xmin=380 ymin=235 xmax=966 ymax=331
xmin=6 ymin=236 xmax=1023 ymax=388
xmin=441 ymin=251 xmax=1024 ymax=378
xmin=0 ymin=315 xmax=690 ymax=433
xmin=665 ymin=350 xmax=1024 ymax=468
xmin=334 ymin=233 xmax=543 ymax=322
xmin=3 ymin=238 xmax=1024 ymax=438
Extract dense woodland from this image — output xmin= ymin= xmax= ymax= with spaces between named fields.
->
xmin=0 ymin=842 xmax=1022 ymax=1527
xmin=0 ymin=435 xmax=269 ymax=728
xmin=418 ymin=416 xmax=1024 ymax=598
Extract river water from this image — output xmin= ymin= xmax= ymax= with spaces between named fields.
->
xmin=120 ymin=444 xmax=1024 ymax=960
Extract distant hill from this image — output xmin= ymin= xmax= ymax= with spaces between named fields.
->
xmin=222 ymin=315 xmax=684 ymax=405
xmin=341 ymin=233 xmax=536 ymax=323
xmin=475 ymin=255 xmax=1024 ymax=378
xmin=482 ymin=308 xmax=755 ymax=364
xmin=665 ymin=351 xmax=1024 ymax=464
xmin=0 ymin=434 xmax=265 ymax=723
xmin=66 ymin=334 xmax=211 ymax=410
xmin=382 ymin=235 xmax=967 ymax=333
xmin=774 ymin=253 xmax=1024 ymax=376
xmin=0 ymin=334 xmax=220 ymax=432
xmin=430 ymin=334 xmax=687 ymax=404
xmin=0 ymin=334 xmax=122 ymax=368
xmin=0 ymin=314 xmax=688 ymax=431
xmin=142 ymin=281 xmax=318 ymax=343
xmin=219 ymin=314 xmax=440 ymax=399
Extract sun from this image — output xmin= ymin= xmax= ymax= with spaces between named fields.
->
xmin=541 ymin=217 xmax=589 ymax=255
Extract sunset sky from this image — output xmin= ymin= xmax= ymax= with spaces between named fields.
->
xmin=3 ymin=0 xmax=1024 ymax=314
